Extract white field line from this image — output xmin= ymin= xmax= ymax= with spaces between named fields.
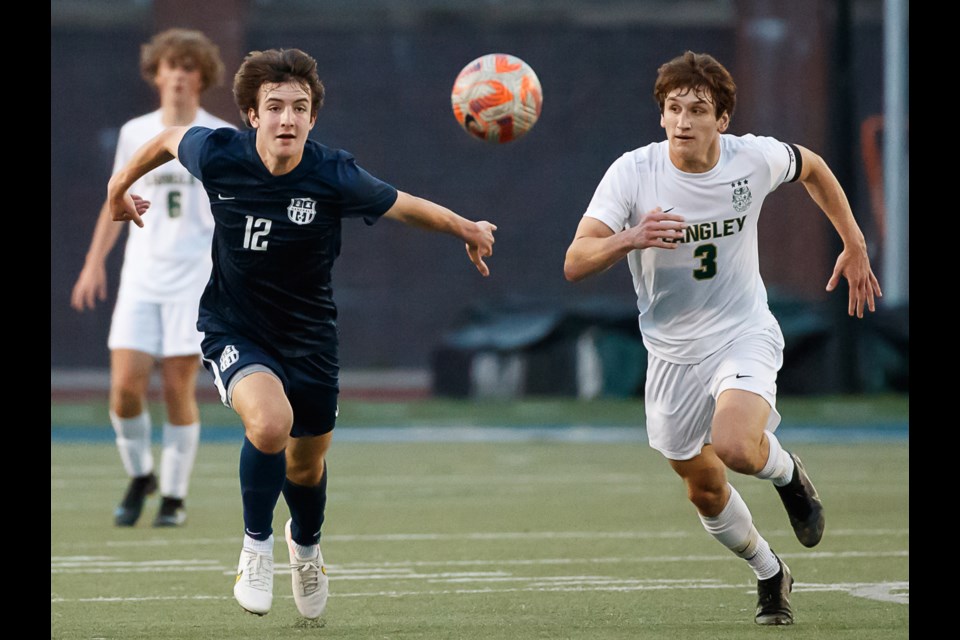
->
xmin=317 ymin=549 xmax=911 ymax=569
xmin=52 ymin=539 xmax=908 ymax=605
xmin=50 ymin=527 xmax=908 ymax=549
xmin=52 ymin=549 xmax=908 ymax=575
xmin=51 ymin=550 xmax=909 ymax=604
xmin=51 ymin=580 xmax=909 ymax=605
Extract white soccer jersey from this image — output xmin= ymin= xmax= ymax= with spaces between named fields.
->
xmin=114 ymin=109 xmax=235 ymax=302
xmin=583 ymin=134 xmax=800 ymax=364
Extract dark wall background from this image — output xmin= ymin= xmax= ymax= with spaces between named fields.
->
xmin=51 ymin=1 xmax=897 ymax=385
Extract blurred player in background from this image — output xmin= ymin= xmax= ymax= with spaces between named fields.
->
xmin=104 ymin=47 xmax=497 ymax=620
xmin=564 ymin=51 xmax=881 ymax=625
xmin=71 ymin=29 xmax=235 ymax=528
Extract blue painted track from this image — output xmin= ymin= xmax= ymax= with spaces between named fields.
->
xmin=52 ymin=422 xmax=908 ymax=444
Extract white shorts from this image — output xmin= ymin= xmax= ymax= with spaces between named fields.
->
xmin=107 ymin=295 xmax=203 ymax=358
xmin=644 ymin=324 xmax=784 ymax=461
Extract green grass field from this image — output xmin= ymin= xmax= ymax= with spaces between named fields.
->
xmin=51 ymin=397 xmax=908 ymax=639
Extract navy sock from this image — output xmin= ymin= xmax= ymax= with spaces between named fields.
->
xmin=282 ymin=463 xmax=328 ymax=546
xmin=239 ymin=437 xmax=286 ymax=541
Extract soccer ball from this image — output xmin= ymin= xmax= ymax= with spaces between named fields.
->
xmin=451 ymin=53 xmax=543 ymax=144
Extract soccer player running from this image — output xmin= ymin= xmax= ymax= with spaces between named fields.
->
xmin=71 ymin=29 xmax=235 ymax=528
xmin=563 ymin=51 xmax=881 ymax=625
xmin=105 ymin=48 xmax=497 ymax=620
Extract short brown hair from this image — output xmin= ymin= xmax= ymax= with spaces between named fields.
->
xmin=653 ymin=51 xmax=736 ymax=120
xmin=140 ymin=28 xmax=225 ymax=93
xmin=233 ymin=49 xmax=326 ymax=128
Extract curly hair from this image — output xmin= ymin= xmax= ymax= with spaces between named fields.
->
xmin=653 ymin=51 xmax=736 ymax=120
xmin=140 ymin=28 xmax=224 ymax=93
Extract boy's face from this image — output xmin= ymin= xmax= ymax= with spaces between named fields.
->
xmin=248 ymin=81 xmax=317 ymax=162
xmin=660 ymin=86 xmax=729 ymax=170
xmin=154 ymin=56 xmax=203 ymax=102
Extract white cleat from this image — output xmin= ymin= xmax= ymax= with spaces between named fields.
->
xmin=234 ymin=546 xmax=274 ymax=616
xmin=285 ymin=518 xmax=329 ymax=619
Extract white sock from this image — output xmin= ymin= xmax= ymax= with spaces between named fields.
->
xmin=110 ymin=411 xmax=154 ymax=477
xmin=745 ymin=537 xmax=782 ymax=580
xmin=294 ymin=541 xmax=319 ymax=560
xmin=159 ymin=422 xmax=200 ymax=499
xmin=244 ymin=534 xmax=274 ymax=555
xmin=755 ymin=431 xmax=794 ymax=487
xmin=699 ymin=483 xmax=780 ymax=580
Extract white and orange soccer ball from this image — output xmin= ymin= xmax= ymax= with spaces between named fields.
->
xmin=451 ymin=53 xmax=543 ymax=144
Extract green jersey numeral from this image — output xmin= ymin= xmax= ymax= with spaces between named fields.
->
xmin=167 ymin=190 xmax=181 ymax=218
xmin=693 ymin=243 xmax=717 ymax=280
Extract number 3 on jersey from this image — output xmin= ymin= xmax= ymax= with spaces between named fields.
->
xmin=693 ymin=243 xmax=717 ymax=280
xmin=243 ymin=215 xmax=271 ymax=251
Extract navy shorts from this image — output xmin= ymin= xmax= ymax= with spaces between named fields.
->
xmin=200 ymin=331 xmax=339 ymax=437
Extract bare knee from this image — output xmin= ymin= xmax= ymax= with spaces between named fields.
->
xmin=712 ymin=437 xmax=763 ymax=475
xmin=669 ymin=448 xmax=730 ymax=517
xmin=161 ymin=371 xmax=196 ymax=403
xmin=712 ymin=389 xmax=771 ymax=475
xmin=286 ymin=434 xmax=332 ymax=485
xmin=109 ymin=350 xmax=154 ymax=417
xmin=110 ymin=376 xmax=147 ymax=417
xmin=287 ymin=452 xmax=325 ymax=486
xmin=243 ymin=409 xmax=292 ymax=453
xmin=161 ymin=357 xmax=200 ymax=424
xmin=686 ymin=481 xmax=728 ymax=516
xmin=232 ymin=372 xmax=293 ymax=453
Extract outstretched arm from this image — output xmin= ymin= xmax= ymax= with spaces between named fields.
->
xmin=69 ymin=194 xmax=148 ymax=311
xmin=70 ymin=198 xmax=126 ymax=311
xmin=795 ymin=145 xmax=882 ymax=318
xmin=563 ymin=208 xmax=686 ymax=282
xmin=383 ymin=191 xmax=497 ymax=276
xmin=107 ymin=126 xmax=190 ymax=228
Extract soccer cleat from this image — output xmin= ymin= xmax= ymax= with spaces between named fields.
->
xmin=285 ymin=518 xmax=329 ymax=619
xmin=152 ymin=496 xmax=187 ymax=527
xmin=775 ymin=452 xmax=825 ymax=547
xmin=234 ymin=546 xmax=274 ymax=616
xmin=755 ymin=554 xmax=794 ymax=625
xmin=113 ymin=473 xmax=158 ymax=526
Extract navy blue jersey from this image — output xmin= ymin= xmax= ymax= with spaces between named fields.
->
xmin=178 ymin=127 xmax=399 ymax=357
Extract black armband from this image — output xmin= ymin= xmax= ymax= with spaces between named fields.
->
xmin=786 ymin=143 xmax=803 ymax=182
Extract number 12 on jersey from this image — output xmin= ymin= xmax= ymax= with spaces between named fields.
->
xmin=243 ymin=215 xmax=271 ymax=251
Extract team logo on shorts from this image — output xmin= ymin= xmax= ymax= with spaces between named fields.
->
xmin=220 ymin=345 xmax=239 ymax=371
xmin=731 ymin=179 xmax=752 ymax=213
xmin=287 ymin=197 xmax=317 ymax=225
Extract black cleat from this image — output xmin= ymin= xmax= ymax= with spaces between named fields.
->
xmin=755 ymin=554 xmax=794 ymax=625
xmin=775 ymin=452 xmax=825 ymax=548
xmin=153 ymin=496 xmax=187 ymax=527
xmin=114 ymin=473 xmax=158 ymax=526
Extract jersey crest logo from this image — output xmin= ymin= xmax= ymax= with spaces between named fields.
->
xmin=731 ymin=179 xmax=752 ymax=213
xmin=220 ymin=345 xmax=239 ymax=371
xmin=287 ymin=198 xmax=317 ymax=225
